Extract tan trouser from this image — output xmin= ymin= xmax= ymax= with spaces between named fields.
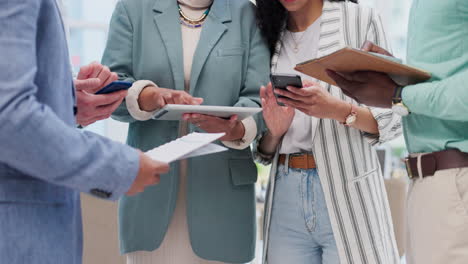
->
xmin=406 ymin=168 xmax=468 ymax=264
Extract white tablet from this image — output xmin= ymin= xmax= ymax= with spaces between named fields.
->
xmin=152 ymin=104 xmax=262 ymax=121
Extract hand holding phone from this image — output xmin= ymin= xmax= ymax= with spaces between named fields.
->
xmin=270 ymin=74 xmax=303 ymax=106
xmin=77 ymin=81 xmax=131 ymax=126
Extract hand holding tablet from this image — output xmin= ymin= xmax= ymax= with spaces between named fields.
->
xmin=152 ymin=104 xmax=262 ymax=142
xmin=294 ymin=46 xmax=431 ymax=86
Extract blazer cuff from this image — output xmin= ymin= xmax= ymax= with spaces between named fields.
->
xmin=126 ymin=80 xmax=159 ymax=121
xmin=222 ymin=117 xmax=257 ymax=150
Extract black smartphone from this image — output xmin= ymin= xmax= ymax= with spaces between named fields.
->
xmin=95 ymin=81 xmax=132 ymax=95
xmin=270 ymin=73 xmax=303 ymax=106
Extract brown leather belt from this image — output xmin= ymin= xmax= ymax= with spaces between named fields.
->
xmin=405 ymin=149 xmax=468 ymax=179
xmin=279 ymin=153 xmax=317 ymax=170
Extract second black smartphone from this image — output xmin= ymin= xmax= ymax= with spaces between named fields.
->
xmin=270 ymin=73 xmax=303 ymax=106
xmin=95 ymin=81 xmax=132 ymax=95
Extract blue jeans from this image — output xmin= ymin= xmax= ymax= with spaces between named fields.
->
xmin=268 ymin=165 xmax=340 ymax=264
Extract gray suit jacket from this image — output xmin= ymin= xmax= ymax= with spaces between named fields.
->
xmin=0 ymin=1 xmax=140 ymax=263
xmin=102 ymin=0 xmax=270 ymax=262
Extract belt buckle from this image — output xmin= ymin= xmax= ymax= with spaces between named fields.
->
xmin=289 ymin=153 xmax=303 ymax=158
xmin=405 ymin=158 xmax=414 ymax=179
xmin=289 ymin=153 xmax=303 ymax=162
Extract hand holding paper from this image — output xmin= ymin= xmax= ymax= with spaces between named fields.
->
xmin=126 ymin=152 xmax=170 ymax=196
xmin=128 ymin=132 xmax=228 ymax=197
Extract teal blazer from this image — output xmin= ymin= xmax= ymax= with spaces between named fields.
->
xmin=102 ymin=0 xmax=270 ymax=262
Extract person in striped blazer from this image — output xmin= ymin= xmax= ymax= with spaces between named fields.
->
xmin=254 ymin=0 xmax=402 ymax=263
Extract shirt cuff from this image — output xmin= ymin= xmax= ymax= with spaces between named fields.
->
xmin=221 ymin=117 xmax=257 ymax=150
xmin=126 ymin=80 xmax=159 ymax=121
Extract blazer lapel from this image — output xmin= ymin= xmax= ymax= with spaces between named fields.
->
xmin=153 ymin=0 xmax=185 ymax=91
xmin=189 ymin=0 xmax=230 ymax=93
xmin=310 ymin=2 xmax=344 ymax=143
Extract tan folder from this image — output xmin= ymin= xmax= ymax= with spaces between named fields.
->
xmin=294 ymin=47 xmax=431 ymax=86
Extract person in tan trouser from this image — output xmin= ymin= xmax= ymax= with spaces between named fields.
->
xmin=328 ymin=0 xmax=468 ymax=262
xmin=406 ymin=168 xmax=468 ymax=263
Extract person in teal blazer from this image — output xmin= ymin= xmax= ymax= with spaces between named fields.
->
xmin=101 ymin=0 xmax=270 ymax=263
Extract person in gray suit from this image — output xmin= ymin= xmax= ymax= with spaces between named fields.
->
xmin=0 ymin=1 xmax=170 ymax=263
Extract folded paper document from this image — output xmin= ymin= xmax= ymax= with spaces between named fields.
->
xmin=295 ymin=47 xmax=431 ymax=86
xmin=146 ymin=133 xmax=228 ymax=163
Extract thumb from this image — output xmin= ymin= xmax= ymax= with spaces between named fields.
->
xmin=74 ymin=78 xmax=101 ymax=92
xmin=192 ymin=97 xmax=204 ymax=105
xmin=259 ymin=86 xmax=266 ymax=99
xmin=152 ymin=161 xmax=170 ymax=174
xmin=229 ymin=115 xmax=238 ymax=123
xmin=302 ymin=79 xmax=317 ymax=88
xmin=361 ymin=41 xmax=374 ymax=52
xmin=156 ymin=96 xmax=166 ymax=108
xmin=361 ymin=41 xmax=393 ymax=57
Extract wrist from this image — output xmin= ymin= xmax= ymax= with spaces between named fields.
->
xmin=138 ymin=86 xmax=159 ymax=111
xmin=260 ymin=130 xmax=282 ymax=154
xmin=258 ymin=132 xmax=278 ymax=157
xmin=391 ymin=85 xmax=410 ymax=116
xmin=332 ymin=100 xmax=352 ymax=122
xmin=267 ymin=130 xmax=284 ymax=141
xmin=229 ymin=121 xmax=245 ymax=141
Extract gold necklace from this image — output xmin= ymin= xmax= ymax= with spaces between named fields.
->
xmin=178 ymin=5 xmax=209 ymax=24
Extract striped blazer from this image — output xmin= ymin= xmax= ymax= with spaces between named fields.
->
xmin=255 ymin=1 xmax=402 ymax=264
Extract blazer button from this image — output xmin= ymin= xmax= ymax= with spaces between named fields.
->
xmin=90 ymin=189 xmax=112 ymax=199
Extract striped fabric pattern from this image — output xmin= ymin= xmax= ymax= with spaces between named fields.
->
xmin=257 ymin=2 xmax=402 ymax=264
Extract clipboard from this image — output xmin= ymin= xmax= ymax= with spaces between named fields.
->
xmin=294 ymin=47 xmax=431 ymax=86
xmin=152 ymin=104 xmax=262 ymax=121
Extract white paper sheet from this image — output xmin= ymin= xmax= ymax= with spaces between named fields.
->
xmin=145 ymin=133 xmax=227 ymax=163
xmin=179 ymin=143 xmax=227 ymax=160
